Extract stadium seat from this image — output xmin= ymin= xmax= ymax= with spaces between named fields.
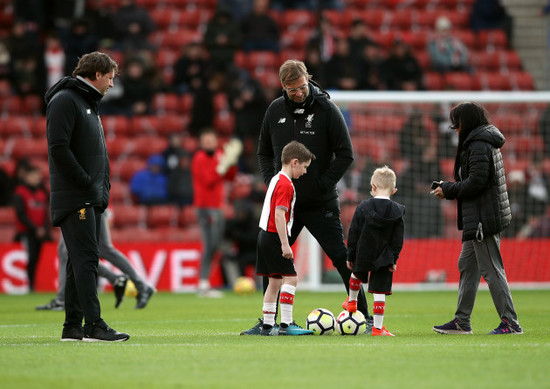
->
xmin=371 ymin=31 xmax=395 ymax=49
xmin=213 ymin=110 xmax=235 ymax=136
xmin=11 ymin=138 xmax=48 ymax=160
xmin=179 ymin=205 xmax=198 ymax=227
xmin=246 ymin=51 xmax=281 ymax=72
xmin=353 ymin=9 xmax=392 ymax=31
xmin=152 ymin=93 xmax=180 ymax=115
xmin=399 ymin=30 xmax=430 ymax=50
xmin=132 ymin=136 xmax=167 ymax=158
xmin=111 ymin=158 xmax=147 ymax=181
xmin=150 ymin=8 xmax=181 ymax=30
xmin=443 ymin=72 xmax=480 ymax=90
xmin=0 ymin=79 xmax=11 ymax=97
xmin=281 ymin=29 xmax=313 ymax=50
xmin=414 ymin=49 xmax=431 ymax=69
xmin=130 ymin=116 xmax=162 ymax=136
xmin=424 ymin=72 xmax=444 ymax=90
xmin=322 ymin=9 xmax=352 ymax=33
xmin=31 ymin=116 xmax=47 ymax=137
xmin=491 ymin=113 xmax=526 ymax=136
xmin=155 ymin=49 xmax=179 ymax=69
xmin=0 ymin=207 xmax=16 ymax=225
xmin=0 ymin=116 xmax=33 ymax=138
xmin=110 ymin=204 xmax=147 ymax=229
xmin=477 ymin=29 xmax=508 ymax=51
xmin=280 ymin=10 xmax=316 ymax=31
xmin=109 ymin=181 xmax=130 ymax=205
xmin=181 ymin=136 xmax=199 ymax=153
xmin=478 ymin=72 xmax=512 ymax=91
xmin=510 ymin=71 xmax=535 ymax=91
xmin=179 ymin=94 xmax=193 ymax=114
xmin=102 ymin=115 xmax=130 ymax=138
xmin=280 ymin=48 xmax=306 ymax=63
xmin=1 ymin=95 xmax=23 ymax=115
xmin=179 ymin=8 xmax=213 ymax=30
xmin=149 ymin=29 xmax=202 ymax=50
xmin=454 ymin=29 xmax=475 ymax=49
xmin=160 ymin=114 xmax=188 ymax=135
xmin=147 ymin=205 xmax=179 ymax=228
xmin=0 ymin=226 xmax=15 ymax=243
xmin=21 ymin=94 xmax=43 ymax=116
xmin=106 ymin=137 xmax=132 ymax=159
xmin=254 ymin=69 xmax=281 ymax=89
xmin=393 ymin=9 xmax=414 ymax=30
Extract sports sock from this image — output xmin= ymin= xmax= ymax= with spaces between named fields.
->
xmin=373 ymin=293 xmax=386 ymax=330
xmin=349 ymin=273 xmax=361 ymax=302
xmin=280 ymin=284 xmax=296 ymax=325
xmin=262 ymin=302 xmax=277 ymax=327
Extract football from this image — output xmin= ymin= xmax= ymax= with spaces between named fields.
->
xmin=336 ymin=310 xmax=367 ymax=335
xmin=233 ymin=276 xmax=256 ymax=295
xmin=125 ymin=280 xmax=138 ymax=298
xmin=306 ymin=308 xmax=336 ymax=335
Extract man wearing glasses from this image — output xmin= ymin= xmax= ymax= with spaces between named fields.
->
xmin=241 ymin=59 xmax=373 ymax=335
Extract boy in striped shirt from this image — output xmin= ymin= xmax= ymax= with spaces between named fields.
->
xmin=257 ymin=141 xmax=315 ymax=336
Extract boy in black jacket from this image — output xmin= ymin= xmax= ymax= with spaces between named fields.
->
xmin=345 ymin=166 xmax=405 ymax=336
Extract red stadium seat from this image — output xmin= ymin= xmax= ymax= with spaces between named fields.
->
xmin=1 ymin=95 xmax=23 ymax=115
xmin=110 ymin=204 xmax=147 ymax=229
xmin=491 ymin=113 xmax=526 ymax=136
xmin=179 ymin=205 xmax=198 ymax=226
xmin=280 ymin=10 xmax=316 ymax=31
xmin=160 ymin=114 xmax=188 ymax=135
xmin=443 ymin=72 xmax=480 ymax=90
xmin=0 ymin=207 xmax=16 ymax=225
xmin=150 ymin=8 xmax=181 ymax=30
xmin=132 ymin=136 xmax=167 ymax=158
xmin=102 ymin=115 xmax=130 ymax=138
xmin=106 ymin=137 xmax=132 ymax=159
xmin=149 ymin=29 xmax=202 ymax=50
xmin=477 ymin=29 xmax=508 ymax=51
xmin=111 ymin=158 xmax=147 ymax=181
xmin=424 ymin=72 xmax=444 ymax=90
xmin=21 ymin=94 xmax=43 ymax=116
xmin=31 ymin=116 xmax=47 ymax=138
xmin=0 ymin=116 xmax=33 ymax=138
xmin=0 ymin=226 xmax=15 ymax=242
xmin=322 ymin=9 xmax=352 ymax=33
xmin=510 ymin=71 xmax=535 ymax=91
xmin=478 ymin=72 xmax=512 ymax=91
xmin=399 ymin=30 xmax=430 ymax=50
xmin=130 ymin=116 xmax=162 ymax=136
xmin=454 ymin=29 xmax=475 ymax=49
xmin=179 ymin=8 xmax=213 ymax=29
xmin=147 ymin=205 xmax=179 ymax=228
xmin=281 ymin=29 xmax=313 ymax=50
xmin=280 ymin=48 xmax=306 ymax=62
xmin=109 ymin=181 xmax=130 ymax=205
xmin=354 ymin=9 xmax=392 ymax=31
xmin=247 ymin=51 xmax=281 ymax=71
xmin=155 ymin=49 xmax=179 ymax=69
xmin=152 ymin=93 xmax=180 ymax=115
xmin=11 ymin=138 xmax=48 ymax=160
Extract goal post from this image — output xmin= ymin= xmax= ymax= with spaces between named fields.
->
xmin=294 ymin=91 xmax=550 ymax=291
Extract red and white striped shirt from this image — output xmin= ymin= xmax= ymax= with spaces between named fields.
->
xmin=259 ymin=172 xmax=295 ymax=236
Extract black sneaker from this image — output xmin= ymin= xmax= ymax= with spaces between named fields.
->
xmin=36 ymin=299 xmax=64 ymax=311
xmin=433 ymin=318 xmax=473 ymax=334
xmin=135 ymin=285 xmax=156 ymax=309
xmin=61 ymin=326 xmax=84 ymax=342
xmin=240 ymin=318 xmax=263 ymax=335
xmin=83 ymin=323 xmax=130 ymax=342
xmin=113 ymin=275 xmax=128 ymax=308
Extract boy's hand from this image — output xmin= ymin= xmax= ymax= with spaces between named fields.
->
xmin=281 ymin=243 xmax=293 ymax=259
xmin=346 ymin=261 xmax=353 ymax=270
xmin=389 ymin=264 xmax=397 ymax=272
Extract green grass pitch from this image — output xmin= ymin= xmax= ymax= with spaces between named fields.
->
xmin=1 ymin=289 xmax=549 ymax=389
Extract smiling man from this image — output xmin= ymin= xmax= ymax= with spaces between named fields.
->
xmin=46 ymin=51 xmax=130 ymax=342
xmin=241 ymin=59 xmax=373 ymax=335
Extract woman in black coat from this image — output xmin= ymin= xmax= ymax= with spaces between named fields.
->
xmin=431 ymin=102 xmax=522 ymax=335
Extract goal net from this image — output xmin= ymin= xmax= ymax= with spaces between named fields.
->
xmin=295 ymin=91 xmax=550 ymax=291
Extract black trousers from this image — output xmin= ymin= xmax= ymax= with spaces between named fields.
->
xmin=263 ymin=199 xmax=371 ymax=319
xmin=60 ymin=207 xmax=103 ymax=330
xmin=21 ymin=232 xmax=43 ymax=291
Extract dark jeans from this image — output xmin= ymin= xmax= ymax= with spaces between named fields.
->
xmin=263 ymin=199 xmax=371 ymax=319
xmin=60 ymin=207 xmax=103 ymax=331
xmin=21 ymin=232 xmax=43 ymax=291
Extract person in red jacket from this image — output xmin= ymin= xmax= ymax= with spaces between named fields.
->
xmin=191 ymin=128 xmax=240 ymax=297
xmin=13 ymin=165 xmax=50 ymax=292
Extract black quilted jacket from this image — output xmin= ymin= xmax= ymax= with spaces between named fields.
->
xmin=441 ymin=124 xmax=511 ymax=241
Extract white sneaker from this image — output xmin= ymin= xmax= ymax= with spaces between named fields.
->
xmin=197 ymin=289 xmax=223 ymax=298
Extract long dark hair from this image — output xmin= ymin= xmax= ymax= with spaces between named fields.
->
xmin=449 ymin=102 xmax=490 ymax=180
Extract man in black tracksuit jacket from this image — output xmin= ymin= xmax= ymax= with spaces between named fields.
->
xmin=46 ymin=52 xmax=129 ymax=342
xmin=242 ymin=59 xmax=372 ymax=334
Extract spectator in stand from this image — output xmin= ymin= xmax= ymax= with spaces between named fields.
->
xmin=120 ymin=57 xmax=154 ymax=116
xmin=303 ymin=44 xmax=327 ymax=88
xmin=0 ymin=166 xmax=13 ymax=206
xmin=240 ymin=0 xmax=280 ymax=52
xmin=43 ymin=32 xmax=66 ymax=90
xmin=471 ymin=0 xmax=513 ymax=48
xmin=538 ymin=104 xmax=550 ymax=158
xmin=222 ymin=200 xmax=259 ymax=286
xmin=504 ymin=169 xmax=529 ymax=238
xmin=325 ymin=37 xmax=358 ymax=90
xmin=428 ymin=16 xmax=469 ymax=74
xmin=13 ymin=165 xmax=50 ymax=292
xmin=192 ymin=128 xmax=239 ymax=297
xmin=130 ymin=154 xmax=168 ymax=205
xmin=113 ymin=0 xmax=156 ymax=52
xmin=6 ymin=20 xmax=43 ymax=95
xmin=204 ymin=5 xmax=242 ymax=74
xmin=163 ymin=133 xmax=194 ymax=207
xmin=308 ymin=15 xmax=339 ymax=64
xmin=85 ymin=0 xmax=117 ymax=48
xmin=188 ymin=73 xmax=224 ymax=137
xmin=397 ymin=110 xmax=442 ymax=238
xmin=227 ymin=67 xmax=268 ymax=172
xmin=173 ymin=42 xmax=210 ymax=95
xmin=383 ymin=39 xmax=424 ymax=90
xmin=0 ymin=39 xmax=11 ymax=81
xmin=357 ymin=42 xmax=385 ymax=90
xmin=62 ymin=18 xmax=99 ymax=76
xmin=347 ymin=19 xmax=375 ymax=62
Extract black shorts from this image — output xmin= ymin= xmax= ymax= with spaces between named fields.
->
xmin=256 ymin=230 xmax=297 ymax=278
xmin=354 ymin=267 xmax=393 ymax=295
